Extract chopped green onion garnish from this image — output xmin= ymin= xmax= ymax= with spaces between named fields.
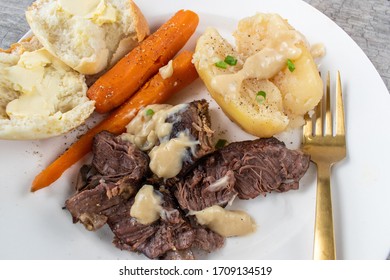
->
xmin=215 ymin=61 xmax=228 ymax=69
xmin=215 ymin=56 xmax=237 ymax=69
xmin=215 ymin=139 xmax=228 ymax=149
xmin=287 ymin=59 xmax=295 ymax=72
xmin=256 ymin=91 xmax=267 ymax=104
xmin=224 ymin=55 xmax=237 ymax=66
xmin=145 ymin=108 xmax=155 ymax=116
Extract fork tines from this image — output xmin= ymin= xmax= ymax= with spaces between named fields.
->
xmin=304 ymin=71 xmax=345 ymax=138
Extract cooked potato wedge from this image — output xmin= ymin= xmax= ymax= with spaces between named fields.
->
xmin=193 ymin=27 xmax=289 ymax=137
xmin=271 ymin=42 xmax=323 ymax=117
xmin=193 ymin=14 xmax=323 ymax=137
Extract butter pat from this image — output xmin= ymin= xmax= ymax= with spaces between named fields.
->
xmin=4 ymin=49 xmax=64 ymax=117
xmin=5 ymin=63 xmax=43 ymax=93
xmin=59 ymin=0 xmax=117 ymax=25
xmin=59 ymin=0 xmax=101 ymax=16
xmin=18 ymin=49 xmax=51 ymax=69
xmin=91 ymin=1 xmax=117 ymax=25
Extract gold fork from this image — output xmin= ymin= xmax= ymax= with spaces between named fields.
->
xmin=302 ymin=71 xmax=346 ymax=260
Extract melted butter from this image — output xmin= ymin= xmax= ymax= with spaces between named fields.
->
xmin=149 ymin=132 xmax=199 ymax=179
xmin=130 ymin=185 xmax=163 ymax=225
xmin=122 ymin=104 xmax=188 ymax=151
xmin=212 ymin=14 xmax=303 ymax=98
xmin=4 ymin=49 xmax=63 ymax=117
xmin=18 ymin=49 xmax=51 ymax=69
xmin=5 ymin=62 xmax=44 ymax=93
xmin=59 ymin=0 xmax=101 ymax=16
xmin=59 ymin=0 xmax=116 ymax=25
xmin=191 ymin=205 xmax=256 ymax=237
xmin=90 ymin=1 xmax=117 ymax=25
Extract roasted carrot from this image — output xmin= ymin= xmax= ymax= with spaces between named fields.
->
xmin=31 ymin=51 xmax=198 ymax=192
xmin=87 ymin=9 xmax=199 ymax=114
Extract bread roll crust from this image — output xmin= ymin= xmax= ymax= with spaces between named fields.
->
xmin=129 ymin=0 xmax=149 ymax=43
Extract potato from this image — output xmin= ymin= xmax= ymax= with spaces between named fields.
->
xmin=272 ymin=42 xmax=323 ymax=117
xmin=193 ymin=14 xmax=323 ymax=137
xmin=193 ymin=27 xmax=289 ymax=137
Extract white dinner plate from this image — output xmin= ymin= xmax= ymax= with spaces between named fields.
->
xmin=1 ymin=0 xmax=389 ymax=260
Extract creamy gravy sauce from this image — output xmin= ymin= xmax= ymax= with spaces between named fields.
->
xmin=190 ymin=205 xmax=256 ymax=237
xmin=123 ymin=104 xmax=257 ymax=236
xmin=149 ymin=132 xmax=199 ymax=179
xmin=159 ymin=60 xmax=174 ymax=79
xmin=212 ymin=14 xmax=304 ymax=99
xmin=130 ymin=185 xmax=162 ymax=225
xmin=123 ymin=103 xmax=197 ymax=179
xmin=122 ymin=103 xmax=187 ymax=151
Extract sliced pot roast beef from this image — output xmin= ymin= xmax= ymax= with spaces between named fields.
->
xmin=175 ymin=137 xmax=311 ymax=211
xmin=91 ymin=130 xmax=150 ymax=182
xmin=65 ymin=116 xmax=224 ymax=259
xmin=65 ymin=131 xmax=149 ymax=231
xmin=64 ymin=100 xmax=311 ymax=260
xmin=147 ymin=99 xmax=215 ymax=185
xmin=167 ymin=99 xmax=214 ymax=166
xmin=101 ymin=186 xmax=224 ymax=259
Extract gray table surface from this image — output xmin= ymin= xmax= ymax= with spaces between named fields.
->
xmin=1 ymin=0 xmax=389 ymax=91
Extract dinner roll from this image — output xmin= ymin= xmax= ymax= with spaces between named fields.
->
xmin=26 ymin=0 xmax=150 ymax=75
xmin=0 ymin=37 xmax=95 ymax=140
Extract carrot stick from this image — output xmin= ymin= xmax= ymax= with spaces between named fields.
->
xmin=87 ymin=9 xmax=199 ymax=114
xmin=31 ymin=51 xmax=198 ymax=192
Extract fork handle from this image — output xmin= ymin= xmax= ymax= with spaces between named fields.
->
xmin=313 ymin=163 xmax=336 ymax=260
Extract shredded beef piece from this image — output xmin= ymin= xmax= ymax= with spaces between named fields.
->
xmin=104 ymin=188 xmax=225 ymax=259
xmin=167 ymin=99 xmax=214 ymax=161
xmin=65 ymin=131 xmax=149 ymax=230
xmin=162 ymin=249 xmax=195 ymax=260
xmin=148 ymin=99 xmax=215 ymax=185
xmin=175 ymin=137 xmax=310 ymax=211
xmin=64 ymin=100 xmax=310 ymax=260
xmin=65 ymin=181 xmax=137 ymax=231
xmin=91 ymin=130 xmax=150 ymax=181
